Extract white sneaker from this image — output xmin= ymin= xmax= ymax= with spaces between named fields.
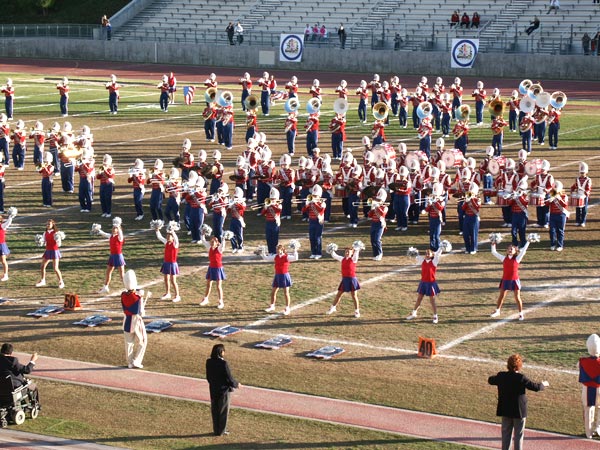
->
xmin=406 ymin=310 xmax=418 ymax=320
xmin=134 ymin=215 xmax=144 ymax=221
xmin=232 ymin=249 xmax=238 ymax=254
xmin=98 ymin=285 xmax=110 ymax=294
xmin=490 ymin=309 xmax=501 ymax=318
xmin=327 ymin=305 xmax=337 ymax=315
xmin=309 ymin=254 xmax=316 ymax=259
xmin=314 ymin=255 xmax=321 ymax=260
xmin=36 ymin=279 xmax=46 ymax=287
xmin=432 ymin=315 xmax=439 ymax=324
xmin=373 ymin=254 xmax=382 ymax=261
xmin=401 ymin=227 xmax=408 ymax=231
xmin=161 ymin=293 xmax=172 ymax=300
xmin=543 ymin=224 xmax=549 ymax=229
xmin=354 ymin=309 xmax=361 ymax=318
xmin=217 ymin=301 xmax=225 ymax=309
xmin=469 ymin=251 xmax=477 ymax=255
xmin=581 ymin=223 xmax=586 ymax=228
xmin=550 ymin=246 xmax=556 ymax=251
xmin=0 ymin=274 xmax=7 ymax=281
xmin=283 ymin=306 xmax=291 ymax=316
xmin=200 ymin=297 xmax=209 ymax=306
xmin=556 ymin=247 xmax=563 ymax=252
xmin=58 ymin=281 xmax=65 ymax=289
xmin=265 ymin=304 xmax=276 ymax=312
xmin=531 ymin=223 xmax=541 ymax=228
xmin=172 ymin=296 xmax=181 ymax=303
xmin=519 ymin=313 xmax=524 ymax=321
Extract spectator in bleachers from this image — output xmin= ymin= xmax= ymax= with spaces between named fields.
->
xmin=460 ymin=12 xmax=470 ymax=28
xmin=525 ymin=16 xmax=540 ymax=35
xmin=546 ymin=0 xmax=560 ymax=14
xmin=312 ymin=24 xmax=319 ymax=41
xmin=338 ymin=24 xmax=347 ymax=49
xmin=471 ymin=12 xmax=480 ymax=28
xmin=304 ymin=24 xmax=311 ymax=42
xmin=592 ymin=32 xmax=600 ymax=55
xmin=235 ymin=22 xmax=244 ymax=45
xmin=394 ymin=33 xmax=403 ymax=50
xmin=101 ymin=15 xmax=111 ymax=41
xmin=226 ymin=22 xmax=234 ymax=45
xmin=320 ymin=25 xmax=328 ymax=41
xmin=582 ymin=33 xmax=591 ymax=55
xmin=450 ymin=11 xmax=459 ymax=28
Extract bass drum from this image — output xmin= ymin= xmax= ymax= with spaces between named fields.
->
xmin=371 ymin=143 xmax=396 ymax=167
xmin=404 ymin=150 xmax=428 ymax=169
xmin=441 ymin=149 xmax=464 ymax=168
xmin=488 ymin=156 xmax=507 ymax=176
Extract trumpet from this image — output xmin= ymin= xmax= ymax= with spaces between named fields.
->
xmin=306 ymin=194 xmax=324 ymax=204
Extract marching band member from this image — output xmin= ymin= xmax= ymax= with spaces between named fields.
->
xmin=407 ymin=160 xmax=423 ymax=225
xmin=200 ymin=235 xmax=226 ymax=309
xmin=520 ymin=112 xmax=535 ymax=154
xmin=46 ymin=122 xmax=61 ymax=174
xmin=495 ymin=159 xmax=519 ymax=228
xmin=516 ymin=149 xmax=529 ymax=179
xmin=155 ymin=224 xmax=180 ymax=302
xmin=329 ymin=111 xmax=346 ymax=159
xmin=209 ymin=150 xmax=224 ymax=195
xmin=127 ymin=159 xmax=146 ymax=221
xmin=548 ymin=180 xmax=568 ymax=251
xmin=285 ymin=76 xmax=298 ymax=99
xmin=392 ymin=164 xmax=412 ymax=232
xmin=0 ymin=156 xmax=5 ymax=213
xmin=228 ymin=187 xmax=246 ymax=253
xmin=309 ymin=79 xmax=322 ymax=101
xmin=506 ymin=90 xmax=520 ymax=132
xmin=453 ymin=167 xmax=473 ymax=235
xmin=164 ymin=167 xmax=182 ymax=224
xmin=368 ymin=188 xmax=388 ymax=261
xmin=209 ymin=183 xmax=229 ymax=242
xmin=432 ymin=77 xmax=445 ymax=128
xmin=328 ymin=245 xmax=362 ymax=318
xmin=29 ymin=120 xmax=46 ymax=166
xmin=255 ymin=147 xmax=274 ymax=207
xmin=509 ymin=179 xmax=530 ymax=249
xmin=440 ymin=93 xmax=452 ymax=137
xmin=222 ymin=102 xmax=234 ymax=151
xmin=0 ymin=209 xmax=16 ymax=281
xmin=490 ymin=240 xmax=530 ymax=320
xmin=371 ymin=118 xmax=386 ymax=145
xmin=295 ymin=157 xmax=312 ymax=219
xmin=204 ymin=73 xmax=218 ymax=92
xmin=406 ymin=247 xmax=443 ymax=324
xmin=268 ymin=74 xmax=278 ymax=105
xmin=56 ymin=77 xmax=69 ymax=116
xmin=425 ymin=183 xmax=445 ymax=251
xmin=362 ymin=151 xmax=378 ymax=218
xmin=215 ymin=103 xmax=225 ymax=146
xmin=178 ymin=138 xmax=195 ymax=181
xmin=203 ymin=101 xmax=217 ymax=142
xmin=571 ymin=162 xmax=592 ymax=227
xmin=36 ymin=219 xmax=65 ymax=289
xmin=418 ymin=76 xmax=429 ymax=94
xmin=147 ymin=159 xmax=165 ymax=220
xmin=231 ymin=154 xmax=249 ymax=199
xmin=38 ymin=152 xmax=54 ymax=207
xmin=450 ymin=77 xmax=463 ymax=120
xmin=97 ymin=218 xmax=126 ymax=294
xmin=398 ymin=88 xmax=409 ymax=128
xmin=533 ymin=104 xmax=549 ymax=146
xmin=452 ymin=114 xmax=470 ymax=156
xmin=409 ymin=87 xmax=424 ymax=129
xmin=356 ymin=80 xmax=369 ymax=124
xmin=305 ymin=110 xmax=320 ymax=157
xmin=530 ymin=160 xmax=553 ymax=228
xmin=302 ymin=185 xmax=326 ymax=259
xmin=261 ymin=187 xmax=282 ymax=255
xmin=491 ymin=114 xmax=508 ymax=156
xmin=0 ymin=114 xmax=8 ymax=165
xmin=548 ymin=105 xmax=561 ymax=150
xmin=10 ymin=120 xmax=26 ymax=170
xmin=195 ymin=149 xmax=209 ymax=182
xmin=461 ymin=184 xmax=481 ymax=254
xmin=168 ymin=72 xmax=177 ymax=104
xmin=105 ymin=74 xmax=120 ymax=115
xmin=1 ymin=79 xmax=14 ymax=119
xmin=263 ymin=244 xmax=298 ymax=315
xmin=335 ymin=79 xmax=348 ymax=99
xmin=257 ymin=71 xmax=270 ymax=116
xmin=318 ymin=160 xmax=332 ymax=222
xmin=76 ymin=148 xmax=94 ymax=212
xmin=418 ymin=114 xmax=433 ymax=158
xmin=120 ymin=270 xmax=148 ymax=369
xmin=245 ymin=107 xmax=257 ymax=143
xmin=239 ymin=72 xmax=252 ymax=111
xmin=390 ymin=76 xmax=401 ymax=117
xmin=97 ymin=154 xmax=115 ymax=217
xmin=578 ymin=334 xmax=600 ymax=439
xmin=274 ymin=154 xmax=295 ymax=220
xmin=157 ymin=74 xmax=170 ymax=112
xmin=369 ymin=74 xmax=381 ymax=107
xmin=347 ymin=154 xmax=363 ymax=228
xmin=284 ymin=108 xmax=298 ymax=156
xmin=184 ymin=172 xmax=207 ymax=244
xmin=472 ymin=81 xmax=487 ymax=125
xmin=480 ymin=146 xmax=496 ymax=205
xmin=378 ymin=81 xmax=392 ymax=124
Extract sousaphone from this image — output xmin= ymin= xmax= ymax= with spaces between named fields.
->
xmin=372 ymin=102 xmax=389 ymax=120
xmin=333 ymin=98 xmax=349 ymax=115
xmin=284 ymin=97 xmax=300 ymax=113
xmin=245 ymin=94 xmax=259 ymax=110
xmin=550 ymin=91 xmax=567 ymax=109
xmin=204 ymin=87 xmax=218 ymax=104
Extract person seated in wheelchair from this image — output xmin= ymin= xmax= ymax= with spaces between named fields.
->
xmin=0 ymin=343 xmax=39 ymax=403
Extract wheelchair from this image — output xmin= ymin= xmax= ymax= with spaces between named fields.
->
xmin=0 ymin=375 xmax=41 ymax=427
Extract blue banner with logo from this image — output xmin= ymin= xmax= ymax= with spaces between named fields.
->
xmin=451 ymin=39 xmax=479 ymax=69
xmin=280 ymin=34 xmax=304 ymax=63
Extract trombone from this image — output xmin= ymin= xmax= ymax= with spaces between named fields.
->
xmin=250 ymin=198 xmax=282 ymax=210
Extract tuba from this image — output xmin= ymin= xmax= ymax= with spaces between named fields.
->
xmin=372 ymin=102 xmax=389 ymax=120
xmin=284 ymin=97 xmax=300 ymax=113
xmin=528 ymin=83 xmax=543 ymax=101
xmin=455 ymin=104 xmax=471 ymax=121
xmin=488 ymin=98 xmax=505 ymax=117
xmin=306 ymin=97 xmax=321 ymax=114
xmin=519 ymin=96 xmax=535 ymax=114
xmin=333 ymin=98 xmax=349 ymax=115
xmin=204 ymin=87 xmax=218 ymax=104
xmin=218 ymin=91 xmax=234 ymax=107
xmin=550 ymin=91 xmax=567 ymax=109
xmin=416 ymin=101 xmax=433 ymax=120
xmin=245 ymin=94 xmax=259 ymax=111
xmin=519 ymin=79 xmax=533 ymax=96
xmin=535 ymin=91 xmax=551 ymax=109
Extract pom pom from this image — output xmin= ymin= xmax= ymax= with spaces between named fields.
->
xmin=352 ymin=240 xmax=365 ymax=251
xmin=288 ymin=239 xmax=301 ymax=251
xmin=150 ymin=220 xmax=164 ymax=231
xmin=112 ymin=216 xmax=122 ymax=228
xmin=407 ymin=246 xmax=419 ymax=257
xmin=34 ymin=234 xmax=45 ymax=247
xmin=166 ymin=221 xmax=180 ymax=233
xmin=56 ymin=231 xmax=66 ymax=241
xmin=201 ymin=224 xmax=213 ymax=237
xmin=223 ymin=230 xmax=234 ymax=241
xmin=254 ymin=245 xmax=268 ymax=256
xmin=326 ymin=242 xmax=338 ymax=255
xmin=489 ymin=233 xmax=503 ymax=244
xmin=527 ymin=233 xmax=540 ymax=243
xmin=440 ymin=240 xmax=452 ymax=253
xmin=6 ymin=207 xmax=17 ymax=218
xmin=91 ymin=223 xmax=102 ymax=236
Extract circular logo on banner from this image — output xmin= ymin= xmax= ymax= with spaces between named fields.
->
xmin=280 ymin=35 xmax=303 ymax=61
xmin=452 ymin=39 xmax=477 ymax=68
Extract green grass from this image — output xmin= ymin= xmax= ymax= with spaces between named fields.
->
xmin=0 ymin=69 xmax=598 ymax=445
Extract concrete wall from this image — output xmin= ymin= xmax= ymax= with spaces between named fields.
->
xmin=1 ymin=37 xmax=599 ymax=80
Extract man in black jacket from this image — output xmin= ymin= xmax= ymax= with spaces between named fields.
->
xmin=0 ymin=343 xmax=39 ymax=402
xmin=206 ymin=344 xmax=240 ymax=436
xmin=488 ymin=354 xmax=549 ymax=450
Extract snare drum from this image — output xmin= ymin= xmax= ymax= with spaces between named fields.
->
xmin=483 ymin=188 xmax=497 ymax=197
xmin=334 ymin=185 xmax=348 ymax=198
xmin=529 ymin=192 xmax=545 ymax=206
xmin=441 ymin=149 xmax=464 ymax=168
xmin=497 ymin=190 xmax=510 ymax=206
xmin=569 ymin=193 xmax=585 ymax=207
xmin=488 ymin=156 xmax=507 ymax=176
xmin=404 ymin=150 xmax=428 ymax=168
xmin=525 ymin=158 xmax=544 ymax=176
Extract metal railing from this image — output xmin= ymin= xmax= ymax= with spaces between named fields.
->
xmin=0 ymin=24 xmax=98 ymax=39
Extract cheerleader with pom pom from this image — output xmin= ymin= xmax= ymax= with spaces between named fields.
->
xmin=327 ymin=241 xmax=363 ymax=318
xmin=406 ymin=247 xmax=443 ymax=324
xmin=36 ymin=219 xmax=65 ymax=288
xmin=262 ymin=243 xmax=298 ymax=315
xmin=95 ymin=218 xmax=125 ymax=294
xmin=0 ymin=207 xmax=17 ymax=281
xmin=490 ymin=240 xmax=530 ymax=320
xmin=155 ymin=222 xmax=181 ymax=302
xmin=200 ymin=235 xmax=226 ymax=309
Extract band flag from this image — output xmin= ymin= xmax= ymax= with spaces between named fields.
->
xmin=184 ymin=86 xmax=195 ymax=105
